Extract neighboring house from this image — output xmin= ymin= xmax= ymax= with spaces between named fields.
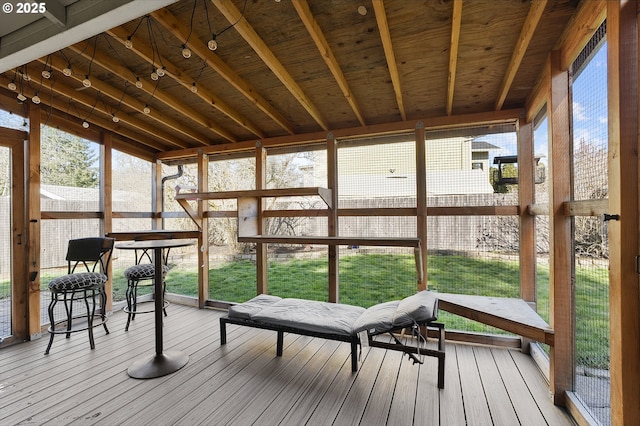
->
xmin=309 ymin=137 xmax=502 ymax=198
xmin=40 ymin=184 xmax=149 ymax=206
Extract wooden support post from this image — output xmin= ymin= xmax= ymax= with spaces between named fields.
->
xmin=327 ymin=133 xmax=339 ymax=303
xmin=3 ymin=129 xmax=28 ymax=341
xmin=255 ymin=144 xmax=268 ymax=295
xmin=197 ymin=150 xmax=209 ymax=307
xmin=153 ymin=160 xmax=162 ymax=230
xmin=27 ymin=104 xmax=41 ymax=338
xmin=607 ymin=1 xmax=640 ymax=424
xmin=518 ymin=121 xmax=536 ymax=305
xmin=100 ymin=132 xmax=113 ymax=311
xmin=548 ymin=49 xmax=574 ymax=405
xmin=415 ymin=122 xmax=427 ymax=290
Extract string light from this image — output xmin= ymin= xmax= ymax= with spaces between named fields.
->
xmin=40 ymin=55 xmax=52 ymax=79
xmin=123 ymin=16 xmax=145 ymax=51
xmin=32 ymin=93 xmax=41 ymax=104
xmin=7 ymin=81 xmax=17 ymax=91
xmin=135 ymin=78 xmax=143 ymax=89
xmin=150 ymin=70 xmax=159 ymax=81
xmin=156 ymin=67 xmax=165 ymax=77
xmin=181 ymin=45 xmax=192 ymax=59
xmin=143 ymin=105 xmax=150 ymax=114
xmin=62 ymin=65 xmax=72 ymax=76
xmin=190 ymin=83 xmax=198 ymax=93
xmin=17 ymin=93 xmax=27 ymax=102
xmin=207 ymin=36 xmax=218 ymax=51
xmin=81 ymin=36 xmax=98 ymax=89
xmin=82 ymin=120 xmax=90 ymax=128
xmin=112 ymin=114 xmax=120 ymax=123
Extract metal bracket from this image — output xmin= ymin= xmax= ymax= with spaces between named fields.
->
xmin=603 ymin=214 xmax=620 ymax=222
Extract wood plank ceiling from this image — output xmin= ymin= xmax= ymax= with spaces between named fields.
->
xmin=0 ymin=0 xmax=585 ymax=159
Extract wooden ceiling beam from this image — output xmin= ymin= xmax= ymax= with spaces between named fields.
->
xmin=495 ymin=0 xmax=547 ymax=111
xmin=211 ymin=0 xmax=329 ymax=131
xmin=556 ymin=0 xmax=606 ymax=71
xmin=372 ymin=0 xmax=406 ymax=121
xmin=8 ymin=71 xmax=187 ymax=149
xmin=46 ymin=108 xmax=158 ymax=161
xmin=292 ymin=0 xmax=366 ymax=127
xmin=41 ymin=54 xmax=212 ymax=146
xmin=0 ymin=73 xmax=169 ymax=152
xmin=106 ymin=26 xmax=265 ymax=139
xmin=447 ymin=0 xmax=462 ymax=116
xmin=150 ymin=8 xmax=295 ymax=135
xmin=158 ymin=108 xmax=522 ymax=162
xmin=0 ymin=126 xmax=27 ymax=140
xmin=68 ymin=39 xmax=236 ymax=143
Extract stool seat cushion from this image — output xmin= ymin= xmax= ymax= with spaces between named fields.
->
xmin=124 ymin=263 xmax=170 ymax=280
xmin=49 ymin=272 xmax=107 ymax=291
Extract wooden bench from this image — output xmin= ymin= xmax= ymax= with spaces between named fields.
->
xmin=436 ymin=293 xmax=554 ymax=346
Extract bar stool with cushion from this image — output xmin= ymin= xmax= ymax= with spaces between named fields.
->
xmin=123 ymin=248 xmax=170 ymax=331
xmin=45 ymin=237 xmax=115 ymax=355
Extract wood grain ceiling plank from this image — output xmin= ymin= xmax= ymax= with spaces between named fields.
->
xmin=106 ymin=26 xmax=265 ymax=139
xmin=495 ymin=0 xmax=547 ymax=111
xmin=447 ymin=0 xmax=462 ymax=116
xmin=151 ymin=7 xmax=295 ymax=135
xmin=372 ymin=0 xmax=406 ymax=121
xmin=41 ymin=54 xmax=212 ymax=146
xmin=68 ymin=39 xmax=236 ymax=144
xmin=292 ymin=0 xmax=366 ymax=127
xmin=211 ymin=0 xmax=329 ymax=131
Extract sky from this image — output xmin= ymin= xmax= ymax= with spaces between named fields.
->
xmin=533 ymin=42 xmax=608 ymax=166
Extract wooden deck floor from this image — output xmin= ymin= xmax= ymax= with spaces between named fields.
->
xmin=0 ymin=304 xmax=574 ymax=425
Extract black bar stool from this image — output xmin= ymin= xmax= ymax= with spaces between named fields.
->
xmin=123 ymin=247 xmax=170 ymax=331
xmin=45 ymin=237 xmax=115 ymax=355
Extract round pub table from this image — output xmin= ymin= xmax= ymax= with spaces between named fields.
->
xmin=115 ymin=236 xmax=195 ymax=379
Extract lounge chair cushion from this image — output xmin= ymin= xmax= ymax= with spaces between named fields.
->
xmin=228 ymin=291 xmax=438 ymax=337
xmin=351 ymin=300 xmax=400 ymax=334
xmin=228 ymin=294 xmax=282 ymax=320
xmin=251 ymin=298 xmax=365 ymax=336
xmin=351 ymin=290 xmax=438 ymax=333
xmin=392 ymin=290 xmax=438 ymax=327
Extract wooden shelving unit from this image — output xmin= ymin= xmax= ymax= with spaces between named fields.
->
xmin=175 ymin=186 xmax=426 ymax=286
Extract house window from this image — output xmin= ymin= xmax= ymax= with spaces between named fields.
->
xmin=472 ymin=162 xmax=483 ymax=170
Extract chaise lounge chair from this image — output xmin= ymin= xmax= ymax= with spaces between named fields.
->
xmin=220 ymin=290 xmax=445 ymax=388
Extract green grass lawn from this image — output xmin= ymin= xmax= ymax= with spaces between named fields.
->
xmin=1 ymin=253 xmax=609 ymax=368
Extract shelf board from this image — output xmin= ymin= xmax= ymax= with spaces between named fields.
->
xmin=237 ymin=235 xmax=420 ymax=247
xmin=176 ymin=187 xmax=332 ymax=207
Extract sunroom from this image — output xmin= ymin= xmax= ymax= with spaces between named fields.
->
xmin=0 ymin=1 xmax=637 ymax=425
